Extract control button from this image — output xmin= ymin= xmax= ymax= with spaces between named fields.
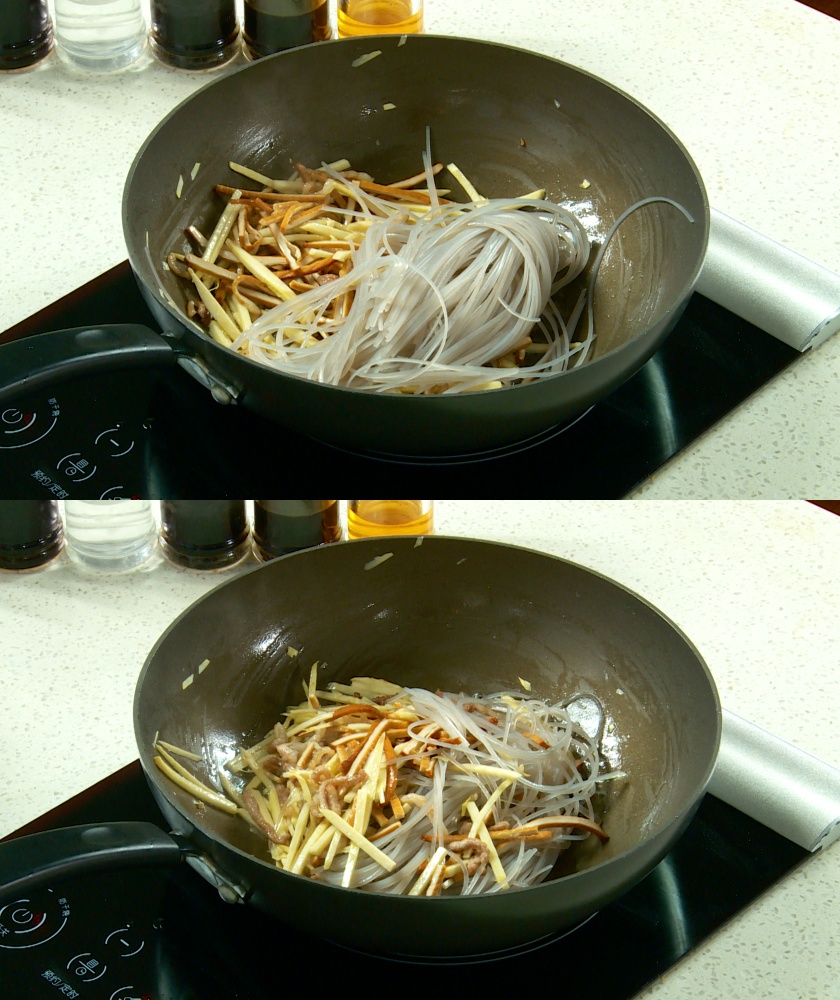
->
xmin=94 ymin=425 xmax=135 ymax=459
xmin=105 ymin=925 xmax=145 ymax=958
xmin=0 ymin=891 xmax=69 ymax=949
xmin=57 ymin=453 xmax=97 ymax=482
xmin=109 ymin=987 xmax=154 ymax=1000
xmin=1 ymin=408 xmax=35 ymax=429
xmin=67 ymin=952 xmax=107 ymax=982
xmin=0 ymin=404 xmax=58 ymax=450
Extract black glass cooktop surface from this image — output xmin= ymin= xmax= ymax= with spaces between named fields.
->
xmin=0 ymin=761 xmax=807 ymax=1000
xmin=0 ymin=262 xmax=798 ymax=498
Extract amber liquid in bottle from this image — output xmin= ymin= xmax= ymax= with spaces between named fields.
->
xmin=347 ymin=500 xmax=433 ymax=538
xmin=337 ymin=0 xmax=423 ymax=38
xmin=253 ymin=500 xmax=340 ymax=559
xmin=243 ymin=0 xmax=331 ymax=59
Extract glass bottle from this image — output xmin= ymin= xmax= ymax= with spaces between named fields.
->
xmin=149 ymin=0 xmax=239 ymax=71
xmin=242 ymin=0 xmax=331 ymax=61
xmin=0 ymin=1 xmax=53 ymax=72
xmin=52 ymin=0 xmax=147 ymax=72
xmin=253 ymin=501 xmax=340 ymax=560
xmin=0 ymin=501 xmax=63 ymax=571
xmin=63 ymin=500 xmax=157 ymax=571
xmin=346 ymin=500 xmax=433 ymax=538
xmin=336 ymin=0 xmax=423 ymax=38
xmin=159 ymin=501 xmax=249 ymax=569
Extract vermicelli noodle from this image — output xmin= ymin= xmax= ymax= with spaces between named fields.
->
xmin=169 ymin=144 xmax=693 ymax=395
xmin=236 ymin=190 xmax=593 ymax=393
xmin=154 ymin=674 xmax=619 ymax=896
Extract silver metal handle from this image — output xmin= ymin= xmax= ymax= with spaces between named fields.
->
xmin=709 ymin=709 xmax=840 ymax=852
xmin=696 ymin=208 xmax=840 ymax=351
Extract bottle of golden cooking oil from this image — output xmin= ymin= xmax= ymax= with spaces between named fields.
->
xmin=346 ymin=500 xmax=434 ymax=538
xmin=336 ymin=0 xmax=423 ymax=38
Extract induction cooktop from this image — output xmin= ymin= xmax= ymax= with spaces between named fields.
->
xmin=0 ymin=761 xmax=808 ymax=1000
xmin=0 ymin=262 xmax=798 ymax=498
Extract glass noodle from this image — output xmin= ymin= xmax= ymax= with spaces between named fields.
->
xmin=153 ymin=674 xmax=619 ymax=897
xmin=169 ymin=135 xmax=692 ymax=394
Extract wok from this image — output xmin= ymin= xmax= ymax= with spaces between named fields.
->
xmin=0 ymin=536 xmax=720 ymax=958
xmin=0 ymin=35 xmax=708 ymax=457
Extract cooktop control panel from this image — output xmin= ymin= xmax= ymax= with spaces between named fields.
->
xmin=0 ymin=878 xmax=161 ymax=1000
xmin=1 ymin=373 xmax=156 ymax=500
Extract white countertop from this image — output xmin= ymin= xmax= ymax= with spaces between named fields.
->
xmin=2 ymin=1 xmax=839 ymax=496
xmin=1 ymin=500 xmax=839 ymax=996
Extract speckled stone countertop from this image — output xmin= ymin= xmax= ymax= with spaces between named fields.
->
xmin=1 ymin=1 xmax=838 ymax=495
xmin=1 ymin=500 xmax=838 ymax=996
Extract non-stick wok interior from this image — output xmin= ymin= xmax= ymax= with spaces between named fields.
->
xmin=126 ymin=34 xmax=708 ymax=361
xmin=135 ymin=536 xmax=719 ymax=886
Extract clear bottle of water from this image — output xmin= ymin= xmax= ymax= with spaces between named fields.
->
xmin=53 ymin=0 xmax=147 ymax=71
xmin=63 ymin=500 xmax=157 ymax=571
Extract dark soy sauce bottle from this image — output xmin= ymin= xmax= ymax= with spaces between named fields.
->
xmin=253 ymin=501 xmax=340 ymax=560
xmin=0 ymin=1 xmax=53 ymax=72
xmin=242 ymin=0 xmax=331 ymax=60
xmin=159 ymin=501 xmax=250 ymax=569
xmin=150 ymin=0 xmax=240 ymax=70
xmin=0 ymin=501 xmax=63 ymax=571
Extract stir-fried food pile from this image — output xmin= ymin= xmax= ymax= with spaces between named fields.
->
xmin=154 ymin=671 xmax=616 ymax=896
xmin=165 ymin=155 xmax=595 ymax=393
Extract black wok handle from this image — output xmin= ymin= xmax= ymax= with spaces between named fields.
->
xmin=0 ymin=324 xmax=177 ymax=405
xmin=0 ymin=821 xmax=189 ymax=899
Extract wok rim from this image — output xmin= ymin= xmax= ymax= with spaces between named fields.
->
xmin=122 ymin=33 xmax=710 ymax=401
xmin=133 ymin=535 xmax=722 ymax=907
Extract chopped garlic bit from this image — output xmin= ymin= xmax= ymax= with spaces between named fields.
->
xmin=518 ymin=676 xmax=532 ymax=692
xmin=191 ymin=161 xmax=201 ymax=180
xmin=352 ymin=50 xmax=382 ymax=68
xmin=181 ymin=673 xmax=194 ymax=690
xmin=382 ymin=102 xmax=396 ymax=111
xmin=197 ymin=658 xmax=210 ymax=674
xmin=364 ymin=552 xmax=394 ymax=570
xmin=580 ymin=178 xmax=591 ymax=189
xmin=287 ymin=645 xmax=299 ymax=658
xmin=176 ymin=175 xmax=184 ymax=199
